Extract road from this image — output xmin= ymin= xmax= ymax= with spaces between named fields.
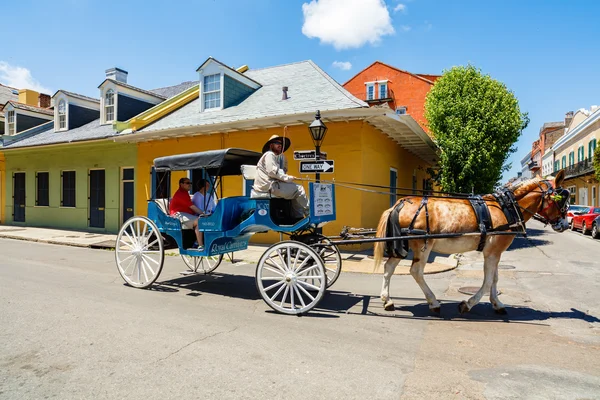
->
xmin=1 ymin=220 xmax=599 ymax=399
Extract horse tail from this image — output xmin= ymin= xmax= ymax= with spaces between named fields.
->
xmin=374 ymin=207 xmax=393 ymax=271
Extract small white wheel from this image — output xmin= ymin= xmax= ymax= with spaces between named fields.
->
xmin=181 ymin=254 xmax=224 ymax=274
xmin=115 ymin=216 xmax=164 ymax=288
xmin=256 ymin=241 xmax=326 ymax=315
xmin=313 ymin=237 xmax=342 ymax=288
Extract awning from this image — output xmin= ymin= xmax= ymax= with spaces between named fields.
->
xmin=154 ymin=148 xmax=262 ymax=176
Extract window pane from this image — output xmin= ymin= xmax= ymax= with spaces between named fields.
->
xmin=367 ymin=85 xmax=374 ymax=100
xmin=380 ymin=84 xmax=387 ymax=98
xmin=123 ymin=168 xmax=134 ymax=180
xmin=203 ymin=74 xmax=220 ymax=92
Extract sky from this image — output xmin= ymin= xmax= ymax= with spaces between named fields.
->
xmin=2 ymin=0 xmax=600 ymax=181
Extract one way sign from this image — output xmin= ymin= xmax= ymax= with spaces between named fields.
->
xmin=299 ymin=160 xmax=335 ymax=174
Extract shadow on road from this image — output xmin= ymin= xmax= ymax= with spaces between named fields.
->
xmin=506 ymin=227 xmax=553 ymax=251
xmin=139 ymin=272 xmax=600 ymax=325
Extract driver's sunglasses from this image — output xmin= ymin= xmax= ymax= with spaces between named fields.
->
xmin=183 ymin=181 xmax=192 ymax=185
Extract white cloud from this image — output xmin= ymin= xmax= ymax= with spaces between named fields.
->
xmin=393 ymin=3 xmax=406 ymax=13
xmin=302 ymin=0 xmax=395 ymax=50
xmin=0 ymin=61 xmax=52 ymax=94
xmin=332 ymin=61 xmax=352 ymax=70
xmin=400 ymin=25 xmax=411 ymax=32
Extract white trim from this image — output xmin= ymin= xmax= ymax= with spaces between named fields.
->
xmin=104 ymin=89 xmax=115 ymax=124
xmin=7 ymin=110 xmax=15 ymax=135
xmin=365 ymin=83 xmax=375 ymax=101
xmin=197 ymin=58 xmax=261 ymax=90
xmin=53 ymin=90 xmax=100 ymax=109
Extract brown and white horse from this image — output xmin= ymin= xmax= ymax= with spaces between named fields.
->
xmin=374 ymin=170 xmax=569 ymax=315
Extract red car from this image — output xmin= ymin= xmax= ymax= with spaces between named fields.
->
xmin=571 ymin=206 xmax=600 ymax=235
xmin=567 ymin=204 xmax=589 ymax=225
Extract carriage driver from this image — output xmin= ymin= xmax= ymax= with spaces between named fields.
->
xmin=252 ymin=133 xmax=309 ymax=219
xmin=169 ymin=177 xmax=205 ymax=250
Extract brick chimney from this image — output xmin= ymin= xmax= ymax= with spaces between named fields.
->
xmin=38 ymin=93 xmax=51 ymax=109
xmin=565 ymin=111 xmax=574 ymax=127
xmin=105 ymin=67 xmax=128 ymax=83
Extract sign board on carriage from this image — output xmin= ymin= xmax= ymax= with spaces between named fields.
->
xmin=299 ymin=160 xmax=334 ymax=174
xmin=293 ymin=150 xmax=327 ymax=161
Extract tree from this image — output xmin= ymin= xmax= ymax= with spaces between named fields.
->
xmin=425 ymin=65 xmax=529 ymax=193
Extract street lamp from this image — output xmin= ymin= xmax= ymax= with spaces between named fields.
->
xmin=308 ymin=110 xmax=327 ymax=233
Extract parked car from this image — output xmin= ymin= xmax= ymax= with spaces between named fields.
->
xmin=567 ymin=204 xmax=589 ymax=226
xmin=571 ymin=206 xmax=600 ymax=235
xmin=592 ymin=215 xmax=600 ymax=239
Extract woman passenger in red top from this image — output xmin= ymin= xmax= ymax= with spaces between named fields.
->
xmin=170 ymin=177 xmax=205 ymax=249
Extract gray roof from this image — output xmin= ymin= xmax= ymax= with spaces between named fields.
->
xmin=150 ymin=81 xmax=198 ymax=99
xmin=6 ymin=101 xmax=54 ymax=116
xmin=100 ymin=79 xmax=166 ymax=100
xmin=0 ymin=83 xmax=19 ymax=106
xmin=2 ymin=118 xmax=115 ymax=149
xmin=540 ymin=121 xmax=564 ymax=132
xmin=140 ymin=60 xmax=367 ymax=133
xmin=56 ymin=90 xmax=100 ymax=103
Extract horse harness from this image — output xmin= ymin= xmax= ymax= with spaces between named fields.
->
xmin=386 ymin=188 xmax=527 ymax=258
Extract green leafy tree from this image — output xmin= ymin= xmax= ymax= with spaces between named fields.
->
xmin=594 ymin=145 xmax=600 ymax=182
xmin=425 ymin=65 xmax=529 ymax=193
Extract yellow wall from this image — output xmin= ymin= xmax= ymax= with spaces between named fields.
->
xmin=136 ymin=121 xmax=433 ymax=244
xmin=555 ymin=119 xmax=599 ymax=165
xmin=0 ymin=152 xmax=4 ymax=223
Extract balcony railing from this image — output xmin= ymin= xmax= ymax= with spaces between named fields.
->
xmin=528 ymin=160 xmax=540 ymax=170
xmin=564 ymin=159 xmax=596 ymax=178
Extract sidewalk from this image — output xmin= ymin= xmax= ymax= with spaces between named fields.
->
xmin=0 ymin=225 xmax=458 ymax=275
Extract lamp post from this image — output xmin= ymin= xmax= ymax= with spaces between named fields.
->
xmin=308 ymin=110 xmax=328 ymax=233
xmin=308 ymin=110 xmax=328 ymax=184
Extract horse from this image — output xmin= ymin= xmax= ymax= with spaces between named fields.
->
xmin=373 ymin=170 xmax=569 ymax=315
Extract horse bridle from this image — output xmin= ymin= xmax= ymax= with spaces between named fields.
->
xmin=531 ymin=180 xmax=570 ymax=225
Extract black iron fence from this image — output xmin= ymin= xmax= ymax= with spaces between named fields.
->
xmin=564 ymin=159 xmax=595 ymax=178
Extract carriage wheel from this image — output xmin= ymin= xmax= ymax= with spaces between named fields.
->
xmin=115 ymin=216 xmax=164 ymax=289
xmin=256 ymin=241 xmax=326 ymax=315
xmin=312 ymin=237 xmax=342 ymax=288
xmin=181 ymin=254 xmax=224 ymax=274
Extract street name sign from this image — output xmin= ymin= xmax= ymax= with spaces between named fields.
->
xmin=293 ymin=150 xmax=327 ymax=160
xmin=299 ymin=160 xmax=334 ymax=174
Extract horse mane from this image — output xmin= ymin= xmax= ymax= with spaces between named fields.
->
xmin=510 ymin=177 xmax=544 ymax=199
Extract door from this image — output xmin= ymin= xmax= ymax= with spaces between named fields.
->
xmin=89 ymin=170 xmax=105 ymax=228
xmin=122 ymin=168 xmax=134 ymax=224
xmin=580 ymin=187 xmax=588 ymax=206
xmin=13 ymin=172 xmax=25 ymax=222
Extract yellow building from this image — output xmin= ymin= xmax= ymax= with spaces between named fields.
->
xmin=552 ymin=108 xmax=599 ymax=206
xmin=115 ymin=58 xmax=438 ymax=243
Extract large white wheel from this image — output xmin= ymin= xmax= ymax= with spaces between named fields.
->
xmin=181 ymin=254 xmax=224 ymax=274
xmin=115 ymin=216 xmax=164 ymax=288
xmin=313 ymin=237 xmax=342 ymax=288
xmin=256 ymin=241 xmax=326 ymax=315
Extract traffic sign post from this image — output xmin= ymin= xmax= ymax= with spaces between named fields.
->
xmin=299 ymin=160 xmax=334 ymax=174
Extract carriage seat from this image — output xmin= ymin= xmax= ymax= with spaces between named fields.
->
xmin=153 ymin=198 xmax=193 ymax=229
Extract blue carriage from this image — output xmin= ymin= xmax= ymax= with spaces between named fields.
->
xmin=115 ymin=148 xmax=341 ymax=315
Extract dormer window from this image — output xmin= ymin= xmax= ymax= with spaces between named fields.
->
xmin=203 ymin=74 xmax=221 ymax=109
xmin=105 ymin=89 xmax=115 ymax=122
xmin=58 ymin=100 xmax=67 ymax=130
xmin=7 ymin=110 xmax=15 ymax=135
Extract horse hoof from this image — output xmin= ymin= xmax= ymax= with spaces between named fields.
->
xmin=494 ymin=307 xmax=507 ymax=315
xmin=430 ymin=306 xmax=441 ymax=314
xmin=458 ymin=301 xmax=470 ymax=314
xmin=384 ymin=302 xmax=395 ymax=311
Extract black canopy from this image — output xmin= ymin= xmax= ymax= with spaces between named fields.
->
xmin=153 ymin=148 xmax=262 ymax=176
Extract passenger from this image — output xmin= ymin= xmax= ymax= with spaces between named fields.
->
xmin=169 ymin=177 xmax=205 ymax=250
xmin=192 ymin=178 xmax=217 ymax=215
xmin=192 ymin=178 xmax=217 ymax=249
xmin=253 ymin=134 xmax=309 ymax=219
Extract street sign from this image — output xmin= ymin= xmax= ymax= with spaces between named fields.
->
xmin=293 ymin=150 xmax=327 ymax=161
xmin=299 ymin=160 xmax=334 ymax=174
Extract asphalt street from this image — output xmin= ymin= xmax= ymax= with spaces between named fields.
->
xmin=1 ymin=220 xmax=599 ymax=399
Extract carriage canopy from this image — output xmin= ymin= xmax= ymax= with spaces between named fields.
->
xmin=153 ymin=148 xmax=262 ymax=176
